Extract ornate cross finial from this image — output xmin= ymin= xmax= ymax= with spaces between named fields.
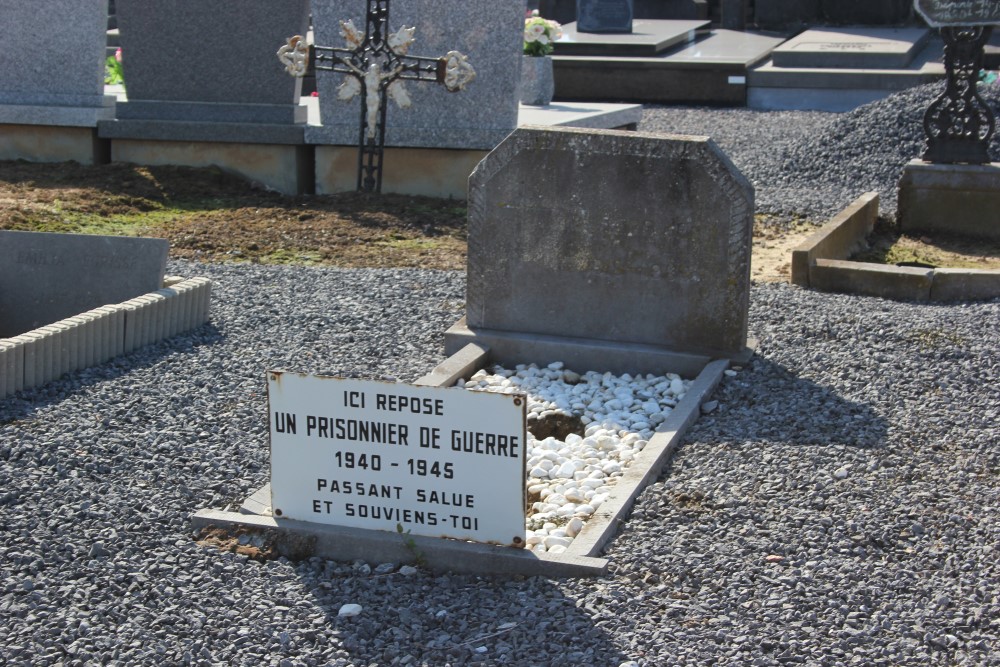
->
xmin=922 ymin=26 xmax=995 ymax=164
xmin=278 ymin=0 xmax=475 ymax=193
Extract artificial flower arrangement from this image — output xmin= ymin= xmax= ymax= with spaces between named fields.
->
xmin=105 ymin=47 xmax=124 ymax=86
xmin=523 ymin=10 xmax=562 ymax=57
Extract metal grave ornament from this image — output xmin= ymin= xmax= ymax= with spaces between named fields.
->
xmin=278 ymin=0 xmax=475 ymax=192
xmin=922 ymin=25 xmax=995 ymax=164
xmin=912 ymin=0 xmax=998 ymax=163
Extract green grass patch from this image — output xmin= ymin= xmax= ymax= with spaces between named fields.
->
xmin=907 ymin=328 xmax=968 ymax=350
xmin=258 ymin=248 xmax=325 ymax=265
xmin=378 ymin=237 xmax=449 ymax=251
xmin=5 ymin=202 xmax=191 ymax=237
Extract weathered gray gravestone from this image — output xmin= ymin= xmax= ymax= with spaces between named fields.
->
xmin=0 ymin=231 xmax=168 ymax=339
xmin=577 ymin=0 xmax=635 ymax=33
xmin=459 ymin=126 xmax=754 ymax=360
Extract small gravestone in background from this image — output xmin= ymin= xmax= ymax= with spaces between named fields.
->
xmin=112 ymin=0 xmax=309 ymax=130
xmin=899 ymin=0 xmax=1000 ymax=240
xmin=453 ymin=126 xmax=754 ymax=362
xmin=0 ymin=0 xmax=112 ymax=127
xmin=577 ymin=0 xmax=634 ymax=33
xmin=0 ymin=231 xmax=168 ymax=338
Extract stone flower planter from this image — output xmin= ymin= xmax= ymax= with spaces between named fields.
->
xmin=115 ymin=0 xmax=310 ymax=125
xmin=520 ymin=55 xmax=555 ymax=106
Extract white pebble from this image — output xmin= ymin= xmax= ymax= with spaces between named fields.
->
xmin=338 ymin=604 xmax=363 ymax=618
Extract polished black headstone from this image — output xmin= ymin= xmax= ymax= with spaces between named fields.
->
xmin=555 ymin=19 xmax=710 ymax=56
xmin=576 ymin=0 xmax=634 ymax=33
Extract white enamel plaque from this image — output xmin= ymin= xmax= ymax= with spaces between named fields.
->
xmin=268 ymin=371 xmax=527 ymax=547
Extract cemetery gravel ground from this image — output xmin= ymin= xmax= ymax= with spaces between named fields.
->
xmin=2 ymin=93 xmax=1000 ymax=666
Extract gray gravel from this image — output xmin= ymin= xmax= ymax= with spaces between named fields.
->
xmin=3 ymin=97 xmax=1000 ymax=666
xmin=641 ymin=79 xmax=1000 ymax=221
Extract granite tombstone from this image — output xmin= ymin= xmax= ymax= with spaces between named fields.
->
xmin=457 ymin=126 xmax=754 ymax=360
xmin=112 ymin=0 xmax=309 ymax=131
xmin=577 ymin=0 xmax=635 ymax=33
xmin=0 ymin=0 xmax=113 ymax=126
xmin=914 ymin=0 xmax=1000 ymax=26
xmin=543 ymin=0 xmax=705 ymax=23
xmin=755 ymin=0 xmax=912 ymax=28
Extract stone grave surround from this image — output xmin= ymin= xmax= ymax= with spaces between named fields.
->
xmin=307 ymin=0 xmax=524 ymax=151
xmin=0 ymin=231 xmax=213 ymax=400
xmin=0 ymin=231 xmax=169 ymax=340
xmin=453 ymin=125 xmax=754 ymax=365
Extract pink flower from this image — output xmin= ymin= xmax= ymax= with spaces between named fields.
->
xmin=115 ymin=47 xmax=122 ymax=63
xmin=310 ymin=91 xmax=319 ymax=97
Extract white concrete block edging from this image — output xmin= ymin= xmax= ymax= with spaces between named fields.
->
xmin=0 ymin=276 xmax=212 ymax=399
xmin=190 ymin=345 xmax=728 ymax=578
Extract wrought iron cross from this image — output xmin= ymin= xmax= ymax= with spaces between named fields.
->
xmin=278 ymin=0 xmax=475 ymax=192
xmin=922 ymin=26 xmax=996 ymax=164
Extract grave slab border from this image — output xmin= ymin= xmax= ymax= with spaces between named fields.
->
xmin=190 ymin=345 xmax=728 ymax=577
xmin=0 ymin=276 xmax=212 ymax=399
xmin=791 ymin=192 xmax=1000 ymax=302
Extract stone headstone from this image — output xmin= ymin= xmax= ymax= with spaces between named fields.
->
xmin=770 ymin=28 xmax=931 ymax=69
xmin=112 ymin=0 xmax=309 ymax=128
xmin=721 ymin=0 xmax=748 ymax=30
xmin=555 ymin=19 xmax=710 ymax=56
xmin=0 ymin=0 xmax=114 ymax=126
xmin=915 ymin=0 xmax=1000 ymax=26
xmin=823 ymin=0 xmax=912 ymax=25
xmin=464 ymin=126 xmax=754 ymax=359
xmin=754 ymin=0 xmax=821 ymax=29
xmin=577 ymin=0 xmax=635 ymax=33
xmin=756 ymin=0 xmax=912 ymax=27
xmin=542 ymin=0 xmax=706 ymax=23
xmin=0 ymin=231 xmax=168 ymax=339
xmin=307 ymin=0 xmax=523 ymax=150
xmin=634 ymin=0 xmax=709 ymax=19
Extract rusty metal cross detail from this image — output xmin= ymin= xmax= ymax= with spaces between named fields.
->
xmin=279 ymin=0 xmax=475 ymax=192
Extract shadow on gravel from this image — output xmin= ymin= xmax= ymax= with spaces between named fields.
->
xmin=291 ymin=564 xmax=632 ymax=666
xmin=0 ymin=324 xmax=223 ymax=424
xmin=696 ymin=357 xmax=889 ymax=449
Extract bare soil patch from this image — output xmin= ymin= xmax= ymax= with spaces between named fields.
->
xmin=0 ymin=160 xmax=809 ymax=281
xmin=851 ymin=220 xmax=1000 ymax=270
xmin=0 ymin=161 xmax=467 ymax=270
